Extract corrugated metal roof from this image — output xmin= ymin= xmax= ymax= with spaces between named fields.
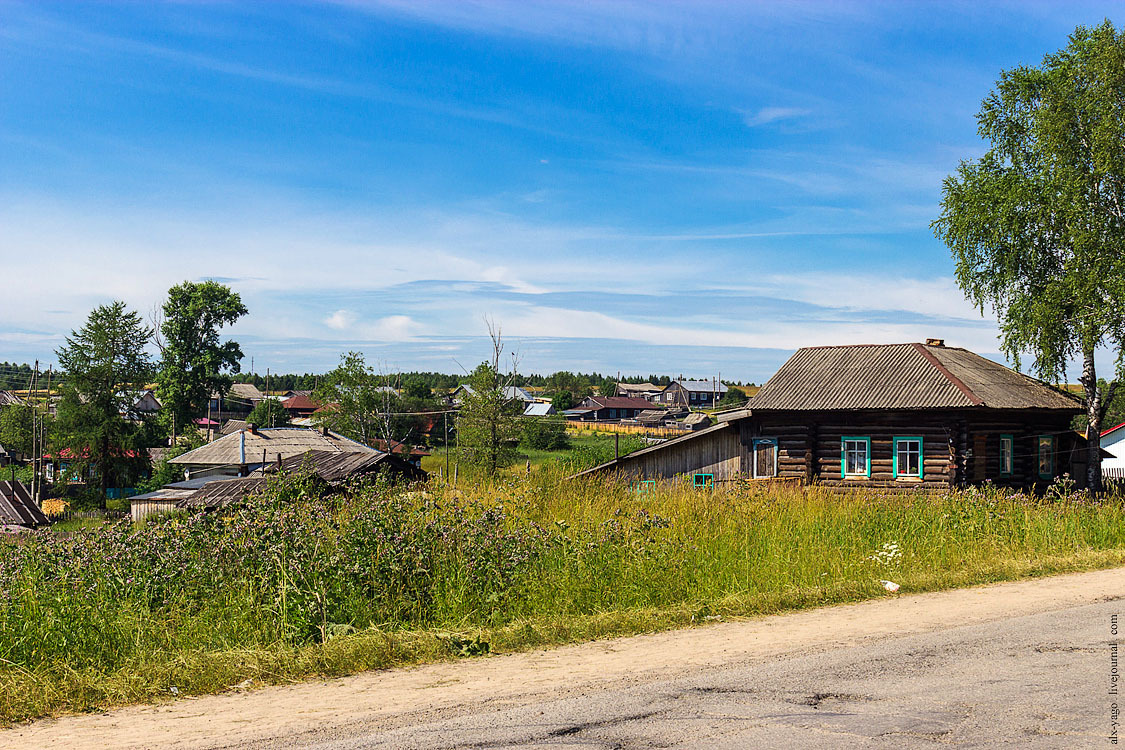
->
xmin=170 ymin=427 xmax=377 ymax=467
xmin=0 ymin=481 xmax=49 ymax=527
xmin=749 ymin=343 xmax=1081 ymax=411
xmin=671 ymin=380 xmax=729 ymax=393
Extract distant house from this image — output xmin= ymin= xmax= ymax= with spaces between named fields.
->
xmin=651 ymin=380 xmax=728 ymax=408
xmin=615 ymin=383 xmax=664 ymax=400
xmin=281 ymin=394 xmax=320 ymax=419
xmin=578 ymin=342 xmax=1087 ymax=491
xmin=524 ymin=402 xmax=557 ymax=417
xmin=0 ymin=480 xmax=49 ymax=528
xmin=117 ymin=389 xmax=161 ymax=417
xmin=168 ymin=425 xmax=378 ymax=479
xmin=451 ymin=384 xmax=535 ymax=406
xmin=567 ymin=396 xmax=656 ymax=422
xmin=1100 ymin=422 xmax=1125 ymax=477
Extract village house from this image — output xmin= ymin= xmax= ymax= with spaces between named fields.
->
xmin=578 ymin=341 xmax=1086 ymax=491
xmin=650 ymin=379 xmax=728 ymax=408
xmin=280 ymin=393 xmax=320 ymax=419
xmin=614 ymin=382 xmax=664 ymax=400
xmin=1099 ymin=422 xmax=1125 ymax=481
xmin=566 ymin=396 xmax=656 ymax=422
xmin=168 ymin=425 xmax=378 ymax=480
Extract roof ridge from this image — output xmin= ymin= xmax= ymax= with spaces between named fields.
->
xmin=911 ymin=342 xmax=982 ymax=406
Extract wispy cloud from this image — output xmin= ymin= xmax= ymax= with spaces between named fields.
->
xmin=738 ymin=106 xmax=812 ymax=127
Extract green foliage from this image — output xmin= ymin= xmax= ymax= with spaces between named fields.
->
xmin=548 ymin=391 xmax=574 ymax=410
xmin=562 ymin=433 xmax=647 ymax=470
xmin=456 ymin=360 xmax=522 ymax=475
xmin=247 ymin=399 xmax=291 ymax=428
xmin=156 ymin=281 xmax=248 ymax=436
xmin=0 ymin=403 xmax=35 ymax=456
xmin=0 ymin=362 xmax=35 ymax=391
xmin=313 ymin=352 xmax=435 ymax=446
xmin=2 ymin=475 xmax=1125 ymax=721
xmin=933 ymin=22 xmax=1125 ymax=490
xmin=54 ymin=301 xmax=154 ymax=506
xmin=719 ymin=385 xmax=747 ymax=406
xmin=136 ymin=435 xmax=204 ymax=493
xmin=521 ymin=415 xmax=569 ymax=451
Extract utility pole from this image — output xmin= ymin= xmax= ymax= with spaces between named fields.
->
xmin=266 ymin=368 xmax=272 ymax=427
xmin=29 ymin=361 xmax=38 ymax=503
xmin=444 ymin=411 xmax=449 ymax=480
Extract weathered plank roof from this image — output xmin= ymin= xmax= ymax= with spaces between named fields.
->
xmin=257 ymin=449 xmax=426 ymax=483
xmin=0 ymin=481 xmax=49 ymax=527
xmin=170 ymin=427 xmax=376 ymax=467
xmin=178 ymin=478 xmax=270 ymax=509
xmin=0 ymin=391 xmax=26 ymax=407
xmin=749 ymin=343 xmax=1080 ymax=412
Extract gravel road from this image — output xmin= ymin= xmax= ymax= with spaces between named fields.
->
xmin=7 ymin=567 xmax=1124 ymax=749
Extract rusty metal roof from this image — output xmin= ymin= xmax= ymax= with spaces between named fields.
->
xmin=0 ymin=480 xmax=49 ymax=527
xmin=749 ymin=343 xmax=1080 ymax=412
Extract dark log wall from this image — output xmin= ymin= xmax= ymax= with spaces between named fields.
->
xmin=595 ymin=409 xmax=1078 ymax=491
xmin=745 ymin=410 xmax=1076 ymax=490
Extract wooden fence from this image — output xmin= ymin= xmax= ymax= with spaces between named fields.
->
xmin=44 ymin=509 xmax=129 ymax=523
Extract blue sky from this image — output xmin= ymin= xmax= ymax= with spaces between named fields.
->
xmin=1 ymin=1 xmax=1120 ymax=382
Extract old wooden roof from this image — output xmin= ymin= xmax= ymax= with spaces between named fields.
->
xmin=170 ymin=427 xmax=376 ymax=467
xmin=257 ymin=449 xmax=426 ymax=483
xmin=0 ymin=480 xmax=49 ymax=527
xmin=178 ymin=478 xmax=269 ymax=509
xmin=748 ymin=343 xmax=1081 ymax=412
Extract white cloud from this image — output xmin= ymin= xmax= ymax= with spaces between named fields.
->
xmin=739 ymin=106 xmax=812 ymax=127
xmin=324 ymin=309 xmax=357 ymax=330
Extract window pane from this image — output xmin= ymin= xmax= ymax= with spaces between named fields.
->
xmin=844 ymin=439 xmax=868 ymax=475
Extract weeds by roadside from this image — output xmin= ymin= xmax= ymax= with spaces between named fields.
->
xmin=1 ymin=470 xmax=1123 ymax=723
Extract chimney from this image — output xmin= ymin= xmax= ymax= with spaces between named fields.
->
xmin=925 ymin=338 xmax=945 ymax=347
xmin=249 ymin=422 xmax=258 ymax=435
xmin=322 ymin=425 xmax=329 ymax=437
xmin=239 ymin=429 xmax=247 ymax=464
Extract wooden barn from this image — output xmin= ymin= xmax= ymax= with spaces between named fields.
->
xmin=576 ymin=341 xmax=1086 ymax=491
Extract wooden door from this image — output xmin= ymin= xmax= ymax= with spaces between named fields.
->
xmin=973 ymin=434 xmax=987 ymax=481
xmin=753 ymin=439 xmax=777 ymax=478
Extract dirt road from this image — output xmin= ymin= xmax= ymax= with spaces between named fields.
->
xmin=5 ymin=567 xmax=1124 ymax=749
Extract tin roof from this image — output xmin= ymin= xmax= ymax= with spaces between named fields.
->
xmin=749 ymin=343 xmax=1080 ymax=412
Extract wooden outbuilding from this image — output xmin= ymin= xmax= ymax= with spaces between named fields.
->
xmin=577 ymin=341 xmax=1085 ymax=491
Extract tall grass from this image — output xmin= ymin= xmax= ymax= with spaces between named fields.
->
xmin=1 ymin=469 xmax=1124 ymax=722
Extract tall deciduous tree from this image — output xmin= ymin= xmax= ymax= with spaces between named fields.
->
xmin=55 ymin=301 xmax=153 ymax=506
xmin=156 ymin=281 xmax=247 ymax=439
xmin=933 ymin=22 xmax=1125 ymax=491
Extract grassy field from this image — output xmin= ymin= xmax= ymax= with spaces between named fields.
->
xmin=1 ymin=470 xmax=1124 ymax=723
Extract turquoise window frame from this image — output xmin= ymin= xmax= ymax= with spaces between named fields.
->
xmin=892 ymin=436 xmax=923 ymax=478
xmin=634 ymin=479 xmax=656 ymax=495
xmin=751 ymin=438 xmax=779 ymax=478
xmin=693 ymin=473 xmax=714 ymax=489
xmin=999 ymin=434 xmax=1014 ymax=477
xmin=841 ymin=436 xmax=872 ymax=478
xmin=1037 ymin=435 xmax=1055 ymax=479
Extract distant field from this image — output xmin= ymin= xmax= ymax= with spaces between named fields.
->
xmin=1 ymin=471 xmax=1123 ymax=723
